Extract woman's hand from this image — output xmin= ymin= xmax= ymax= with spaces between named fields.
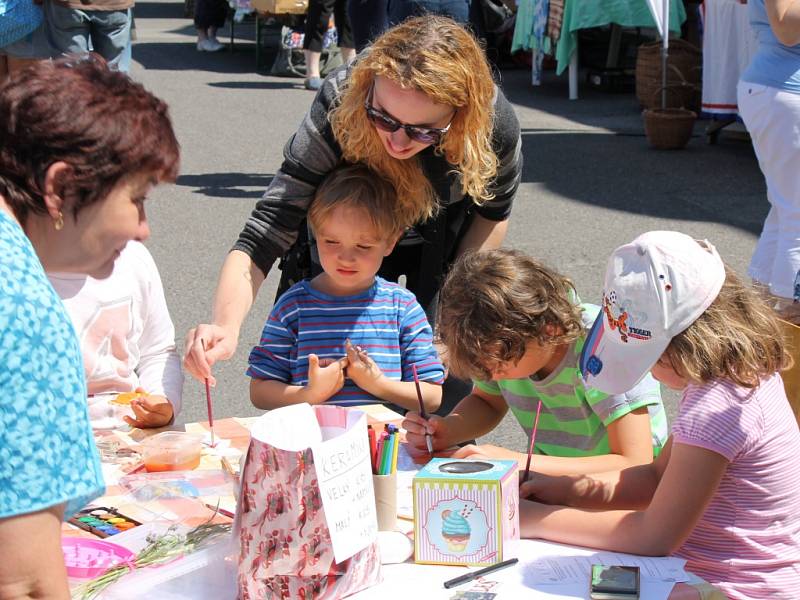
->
xmin=123 ymin=390 xmax=174 ymax=428
xmin=183 ymin=323 xmax=238 ymax=386
xmin=305 ymin=354 xmax=348 ymax=404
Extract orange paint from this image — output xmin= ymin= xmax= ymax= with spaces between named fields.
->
xmin=143 ymin=454 xmax=201 ymax=472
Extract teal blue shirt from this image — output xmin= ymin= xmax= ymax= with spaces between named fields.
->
xmin=0 ymin=210 xmax=104 ymax=519
xmin=741 ymin=0 xmax=800 ymax=93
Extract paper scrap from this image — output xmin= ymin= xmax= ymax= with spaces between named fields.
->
xmin=250 ymin=403 xmax=322 ymax=451
xmin=312 ymin=409 xmax=378 ymax=563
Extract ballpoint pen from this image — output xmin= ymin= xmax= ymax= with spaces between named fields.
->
xmin=443 ymin=558 xmax=519 ymax=589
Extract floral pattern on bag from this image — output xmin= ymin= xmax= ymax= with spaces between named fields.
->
xmin=237 ymin=438 xmax=381 ymax=599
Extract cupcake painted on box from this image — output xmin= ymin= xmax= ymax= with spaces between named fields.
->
xmin=413 ymin=459 xmax=519 ymax=566
xmin=441 ymin=508 xmax=472 ymax=552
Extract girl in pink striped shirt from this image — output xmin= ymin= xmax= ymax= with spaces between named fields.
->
xmin=519 ymin=231 xmax=800 ymax=599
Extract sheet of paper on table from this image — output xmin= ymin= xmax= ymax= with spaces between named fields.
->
xmin=513 ymin=539 xmax=688 ymax=584
xmin=499 ymin=539 xmax=688 ymax=600
xmin=357 ymin=539 xmax=689 ymax=599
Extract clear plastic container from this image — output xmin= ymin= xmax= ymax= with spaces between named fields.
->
xmin=102 ymin=532 xmax=238 ymax=600
xmin=141 ymin=432 xmax=203 ymax=472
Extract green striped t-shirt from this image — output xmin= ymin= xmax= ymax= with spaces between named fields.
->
xmin=474 ymin=304 xmax=668 ymax=457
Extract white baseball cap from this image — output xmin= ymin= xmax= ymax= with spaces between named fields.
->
xmin=579 ymin=231 xmax=726 ymax=394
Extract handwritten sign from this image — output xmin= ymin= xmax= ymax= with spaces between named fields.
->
xmin=312 ymin=409 xmax=377 ymax=563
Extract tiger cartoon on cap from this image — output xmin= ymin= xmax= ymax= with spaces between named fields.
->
xmin=603 ymin=293 xmax=629 ymax=342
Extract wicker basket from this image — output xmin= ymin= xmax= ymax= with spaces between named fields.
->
xmin=636 ymin=39 xmax=702 ymax=110
xmin=643 ymin=107 xmax=697 ymax=150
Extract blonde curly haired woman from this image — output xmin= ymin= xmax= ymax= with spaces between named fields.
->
xmin=184 ymin=16 xmax=522 ymax=413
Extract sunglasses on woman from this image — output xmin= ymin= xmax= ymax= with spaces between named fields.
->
xmin=364 ymin=83 xmax=453 ymax=145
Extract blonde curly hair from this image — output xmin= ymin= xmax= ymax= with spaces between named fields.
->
xmin=329 ymin=16 xmax=498 ymax=229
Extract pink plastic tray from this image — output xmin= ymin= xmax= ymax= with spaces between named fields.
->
xmin=62 ymin=537 xmax=135 ymax=579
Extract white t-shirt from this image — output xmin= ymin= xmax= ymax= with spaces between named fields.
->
xmin=48 ymin=241 xmax=183 ymax=428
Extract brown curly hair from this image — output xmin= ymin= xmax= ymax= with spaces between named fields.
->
xmin=437 ymin=249 xmax=585 ymax=380
xmin=662 ymin=266 xmax=792 ymax=387
xmin=0 ymin=56 xmax=179 ymax=224
xmin=329 ymin=16 xmax=497 ymax=229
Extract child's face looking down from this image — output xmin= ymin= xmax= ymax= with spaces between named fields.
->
xmin=314 ymin=205 xmax=397 ymax=295
xmin=650 ymin=355 xmax=688 ymax=391
xmin=489 ymin=340 xmax=566 ymax=381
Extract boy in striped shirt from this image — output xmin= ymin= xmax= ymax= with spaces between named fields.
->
xmin=403 ymin=249 xmax=667 ymax=475
xmin=247 ymin=164 xmax=445 ymax=411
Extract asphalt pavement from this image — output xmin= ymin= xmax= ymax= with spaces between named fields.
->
xmin=129 ymin=0 xmax=768 ymax=454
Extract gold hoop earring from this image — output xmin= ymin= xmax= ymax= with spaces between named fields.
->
xmin=54 ymin=211 xmax=64 ymax=231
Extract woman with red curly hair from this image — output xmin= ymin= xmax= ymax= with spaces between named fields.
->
xmin=185 ymin=16 xmax=522 ymax=410
xmin=0 ymin=57 xmax=178 ymax=598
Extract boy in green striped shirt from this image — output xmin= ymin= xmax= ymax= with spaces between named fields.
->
xmin=403 ymin=249 xmax=667 ymax=475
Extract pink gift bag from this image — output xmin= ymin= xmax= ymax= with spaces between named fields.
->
xmin=236 ymin=405 xmax=381 ymax=599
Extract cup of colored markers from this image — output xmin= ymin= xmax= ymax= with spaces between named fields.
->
xmin=371 ymin=425 xmax=400 ymax=531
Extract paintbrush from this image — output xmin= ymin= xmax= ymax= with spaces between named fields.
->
xmin=201 ymin=340 xmax=215 ymax=448
xmin=412 ymin=364 xmax=434 ymax=454
xmin=522 ymin=399 xmax=543 ymax=484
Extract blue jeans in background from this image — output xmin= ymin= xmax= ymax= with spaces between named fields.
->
xmin=388 ymin=0 xmax=470 ymax=26
xmin=45 ymin=2 xmax=131 ymax=69
xmin=347 ymin=0 xmax=388 ymax=52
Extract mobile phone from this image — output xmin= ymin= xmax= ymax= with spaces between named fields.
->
xmin=589 ymin=564 xmax=640 ymax=600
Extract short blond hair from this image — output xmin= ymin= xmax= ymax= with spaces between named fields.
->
xmin=437 ymin=249 xmax=584 ymax=380
xmin=663 ymin=266 xmax=792 ymax=387
xmin=308 ymin=163 xmax=405 ymax=239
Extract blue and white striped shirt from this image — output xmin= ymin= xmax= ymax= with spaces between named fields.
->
xmin=247 ymin=277 xmax=445 ymax=407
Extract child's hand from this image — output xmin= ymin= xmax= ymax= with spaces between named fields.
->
xmin=402 ymin=412 xmax=448 ymax=451
xmin=450 ymin=443 xmax=493 ymax=461
xmin=519 ymin=473 xmax=578 ymax=506
xmin=344 ymin=339 xmax=385 ymax=392
xmin=305 ymin=354 xmax=348 ymax=403
xmin=123 ymin=389 xmax=174 ymax=428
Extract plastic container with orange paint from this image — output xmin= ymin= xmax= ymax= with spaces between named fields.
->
xmin=141 ymin=432 xmax=203 ymax=472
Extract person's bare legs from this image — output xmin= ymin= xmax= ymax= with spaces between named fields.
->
xmin=197 ymin=26 xmax=223 ymax=51
xmin=208 ymin=24 xmax=219 ymax=44
xmin=304 ymin=49 xmax=322 ymax=79
xmin=340 ymin=46 xmax=356 ymax=64
xmin=303 ymin=46 xmax=352 ymax=89
xmin=196 ymin=26 xmax=209 ymax=50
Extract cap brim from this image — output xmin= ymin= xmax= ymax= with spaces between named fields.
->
xmin=579 ymin=311 xmax=667 ymax=395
